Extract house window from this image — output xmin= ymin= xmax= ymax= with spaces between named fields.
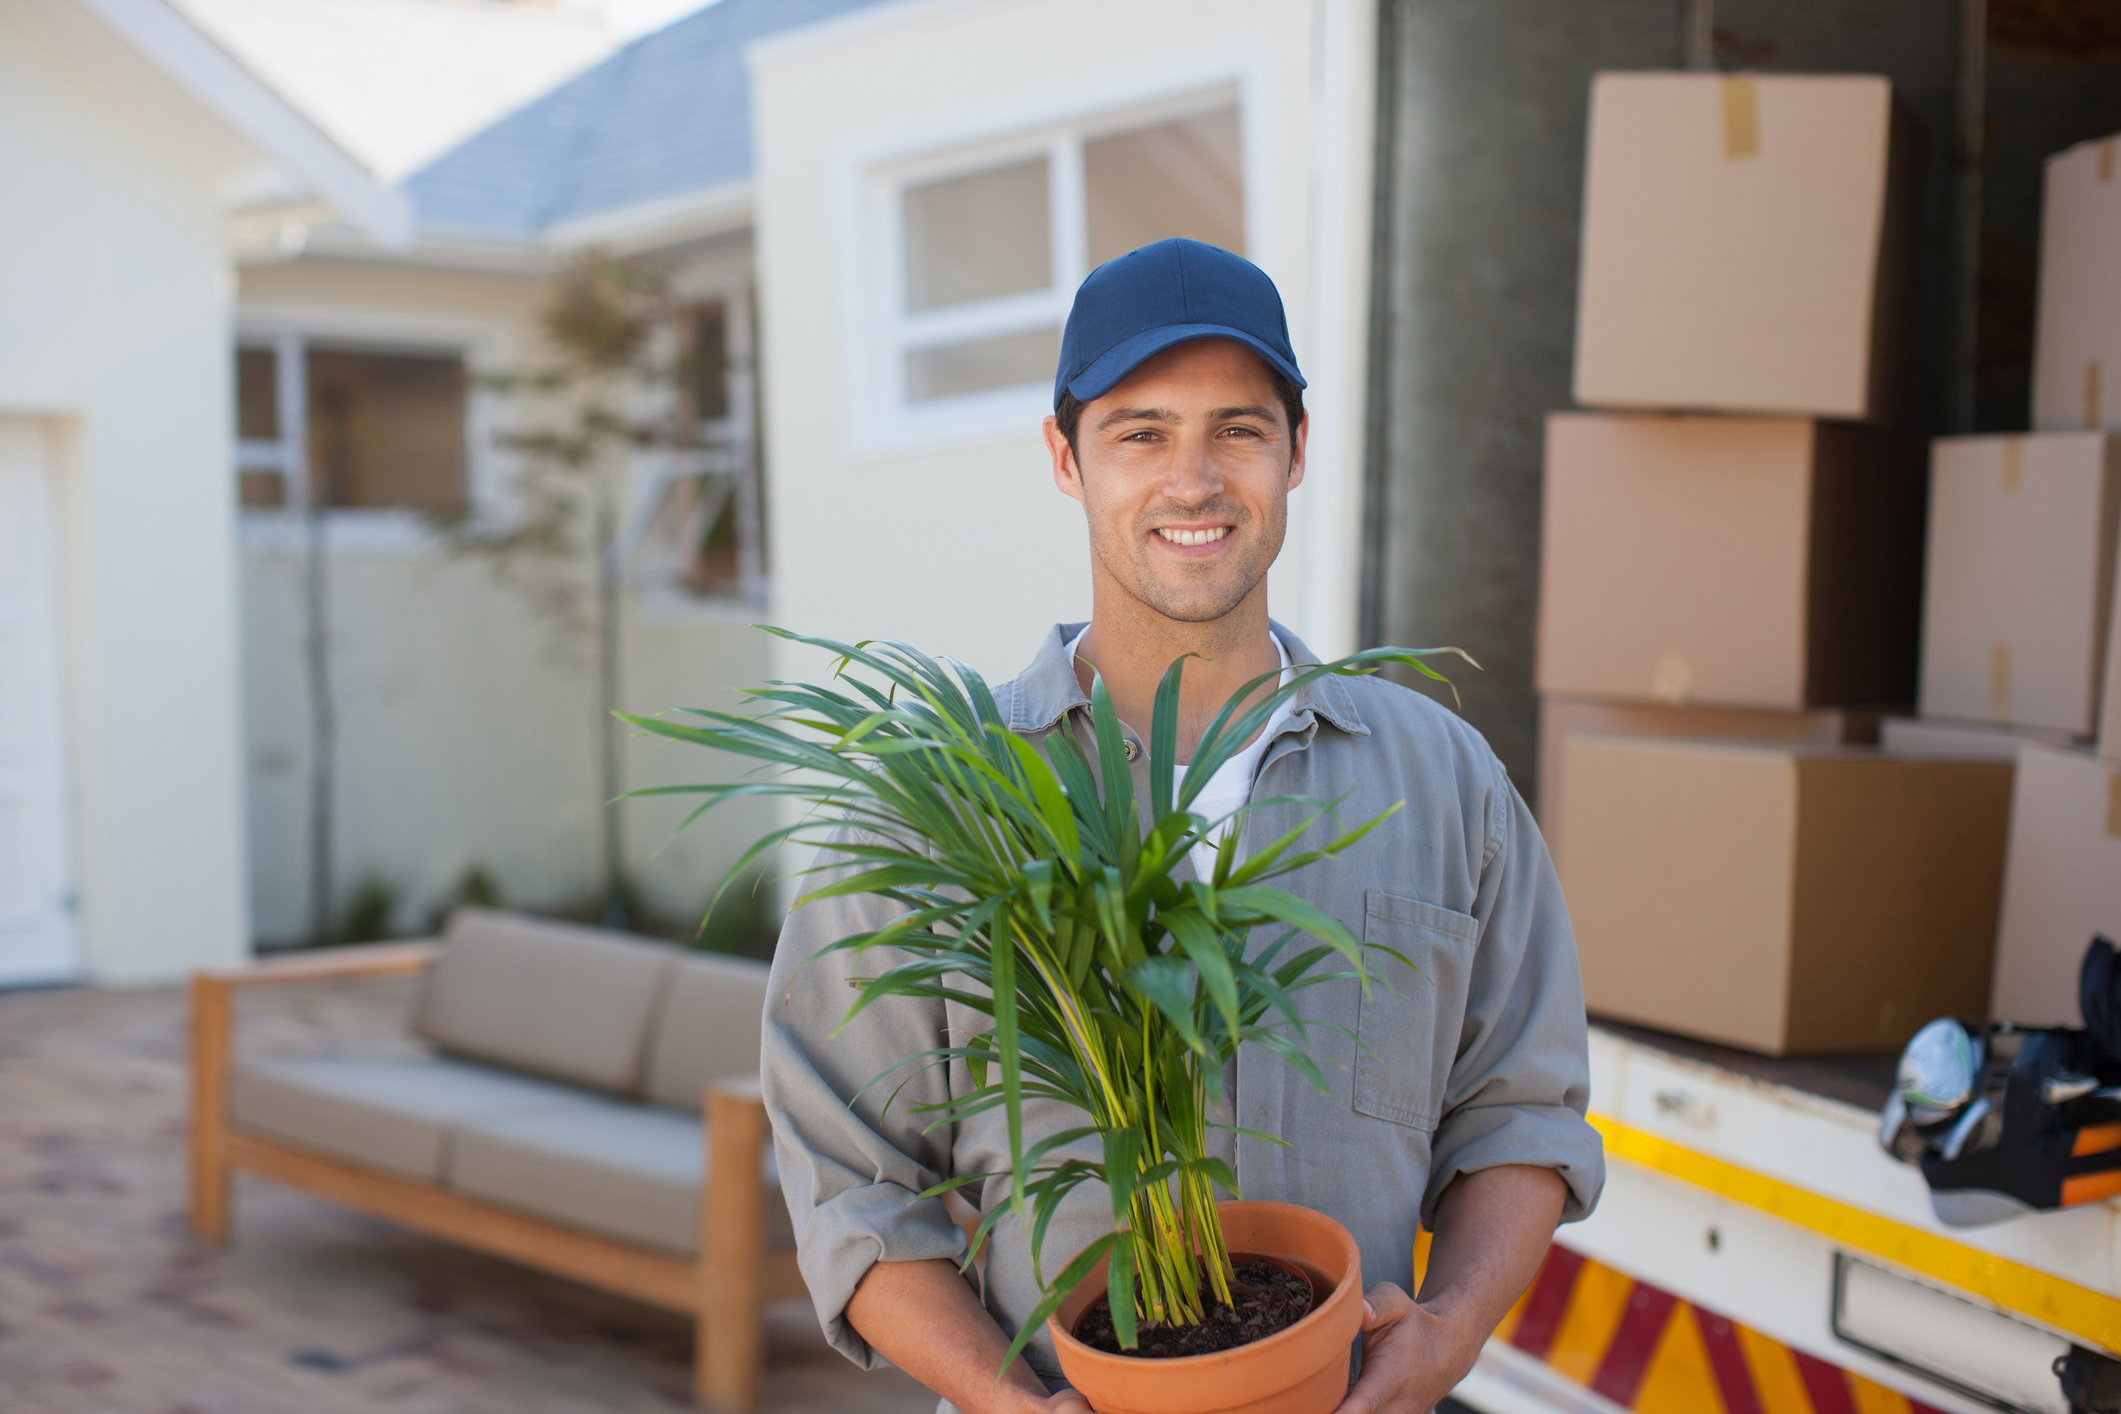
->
xmin=308 ymin=351 xmax=467 ymax=510
xmin=614 ymin=286 xmax=768 ymax=604
xmin=235 ymin=339 xmax=468 ymax=513
xmin=236 ymin=348 xmax=285 ymax=508
xmin=903 ymin=157 xmax=1054 ymax=312
xmin=875 ymin=92 xmax=1246 ymax=434
xmin=690 ymin=301 xmax=732 ymax=422
xmin=1083 ymin=108 xmax=1243 ymax=268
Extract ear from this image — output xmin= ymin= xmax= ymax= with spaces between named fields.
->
xmin=1044 ymin=416 xmax=1086 ymax=505
xmin=1285 ymin=413 xmax=1309 ymax=491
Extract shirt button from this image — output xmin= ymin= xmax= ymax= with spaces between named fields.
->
xmin=1123 ymin=740 xmax=1140 ymax=761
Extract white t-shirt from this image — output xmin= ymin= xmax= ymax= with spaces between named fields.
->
xmin=1065 ymin=630 xmax=1295 ymax=881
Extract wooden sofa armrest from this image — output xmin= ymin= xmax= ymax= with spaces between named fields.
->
xmin=197 ymin=939 xmax=440 ymax=990
xmin=188 ymin=941 xmax=438 ymax=1247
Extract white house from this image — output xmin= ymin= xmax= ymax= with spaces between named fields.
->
xmin=10 ymin=0 xmax=1381 ymax=965
xmin=219 ymin=0 xmax=890 ymax=946
xmin=0 ymin=0 xmax=404 ymax=984
xmin=749 ymin=0 xmax=1378 ymax=685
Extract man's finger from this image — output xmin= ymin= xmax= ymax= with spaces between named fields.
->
xmin=1360 ymin=1281 xmax=1416 ymax=1330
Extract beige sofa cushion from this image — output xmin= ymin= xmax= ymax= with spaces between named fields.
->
xmin=413 ymin=909 xmax=679 ymax=1095
xmin=228 ymin=1056 xmax=586 ymax=1182
xmin=447 ymin=1093 xmax=794 ymax=1256
xmin=643 ymin=952 xmax=772 ymax=1111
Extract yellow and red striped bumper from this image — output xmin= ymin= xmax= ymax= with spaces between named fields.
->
xmin=1434 ymin=1237 xmax=1951 ymax=1414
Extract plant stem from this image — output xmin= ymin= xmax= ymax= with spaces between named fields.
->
xmin=305 ymin=377 xmax=341 ymax=949
xmin=594 ymin=465 xmax=626 ymax=930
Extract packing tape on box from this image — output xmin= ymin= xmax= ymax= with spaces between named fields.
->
xmin=2102 ymin=137 xmax=2116 ymax=183
xmin=1991 ymin=641 xmax=2012 ymax=724
xmin=2109 ymin=769 xmax=2121 ymax=838
xmin=1721 ymin=76 xmax=1760 ymax=159
xmin=2002 ymin=436 xmax=2024 ymax=492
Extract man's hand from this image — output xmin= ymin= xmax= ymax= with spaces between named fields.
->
xmin=849 ymin=1257 xmax=1077 ymax=1414
xmin=1334 ymin=1282 xmax=1481 ymax=1414
xmin=1332 ymin=1164 xmax=1569 ymax=1413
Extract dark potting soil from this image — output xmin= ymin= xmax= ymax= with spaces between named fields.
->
xmin=1072 ymin=1259 xmax=1313 ymax=1358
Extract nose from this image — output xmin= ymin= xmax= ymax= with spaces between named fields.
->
xmin=1162 ymin=428 xmax=1225 ymax=503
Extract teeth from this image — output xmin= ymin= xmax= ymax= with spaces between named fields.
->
xmin=1158 ymin=527 xmax=1229 ymax=547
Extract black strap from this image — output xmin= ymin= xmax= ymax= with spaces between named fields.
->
xmin=2079 ymin=936 xmax=2121 ymax=1066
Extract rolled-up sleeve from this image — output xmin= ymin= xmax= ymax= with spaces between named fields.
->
xmin=761 ymin=837 xmax=968 ymax=1368
xmin=1421 ymin=754 xmax=1605 ymax=1228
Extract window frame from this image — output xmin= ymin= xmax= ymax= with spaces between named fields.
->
xmin=233 ymin=316 xmax=504 ymax=554
xmin=614 ymin=275 xmax=772 ymax=613
xmin=841 ymin=63 xmax=1265 ymax=455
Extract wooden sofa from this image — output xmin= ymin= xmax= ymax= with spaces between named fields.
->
xmin=188 ymin=909 xmax=805 ymax=1410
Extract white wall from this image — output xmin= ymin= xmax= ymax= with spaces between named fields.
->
xmin=237 ymin=543 xmax=775 ymax=939
xmin=748 ymin=0 xmax=1377 ymax=687
xmin=0 ymin=3 xmax=258 ymax=983
xmin=236 ymin=255 xmax=774 ymax=941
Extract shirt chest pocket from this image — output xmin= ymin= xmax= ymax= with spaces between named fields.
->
xmin=1352 ymin=889 xmax=1480 ymax=1132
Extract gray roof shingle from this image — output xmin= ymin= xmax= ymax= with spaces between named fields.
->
xmin=404 ymin=0 xmax=887 ymax=240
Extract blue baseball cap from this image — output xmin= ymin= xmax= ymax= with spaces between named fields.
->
xmin=1052 ymin=238 xmax=1305 ymax=410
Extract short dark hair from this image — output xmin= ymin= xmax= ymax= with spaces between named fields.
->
xmin=1054 ymin=366 xmax=1307 ymax=463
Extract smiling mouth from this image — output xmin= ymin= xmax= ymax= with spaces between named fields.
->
xmin=1155 ymin=527 xmax=1231 ymax=547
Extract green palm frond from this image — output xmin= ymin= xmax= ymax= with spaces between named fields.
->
xmin=622 ymin=627 xmax=1468 ymax=1367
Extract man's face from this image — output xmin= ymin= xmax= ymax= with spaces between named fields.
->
xmin=1044 ymin=339 xmax=1306 ymax=626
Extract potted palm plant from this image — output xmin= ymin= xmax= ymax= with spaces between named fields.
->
xmin=625 ymin=629 xmax=1465 ymax=1414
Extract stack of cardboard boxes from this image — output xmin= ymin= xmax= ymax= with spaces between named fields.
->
xmin=1912 ymin=132 xmax=2121 ymax=1028
xmin=1535 ymin=73 xmax=2017 ymax=1056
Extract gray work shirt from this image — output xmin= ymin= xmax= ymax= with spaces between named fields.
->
xmin=760 ymin=621 xmax=1604 ymax=1391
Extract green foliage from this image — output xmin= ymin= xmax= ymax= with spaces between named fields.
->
xmin=692 ymin=870 xmax=782 ymax=960
xmin=541 ymin=252 xmax=670 ymax=374
xmin=426 ymin=863 xmax=505 ymax=934
xmin=623 ymin=628 xmax=1465 ymax=1368
xmin=428 ymin=247 xmax=709 ymax=932
xmin=430 ymin=250 xmax=688 ymax=655
xmin=340 ymin=872 xmax=401 ymax=945
xmin=454 ymin=863 xmax=504 ymax=911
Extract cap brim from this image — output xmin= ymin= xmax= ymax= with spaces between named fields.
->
xmin=1062 ymin=324 xmax=1306 ymax=407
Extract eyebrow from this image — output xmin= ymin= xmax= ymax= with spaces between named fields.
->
xmin=1096 ymin=406 xmax=1177 ymax=430
xmin=1095 ymin=404 xmax=1279 ymax=430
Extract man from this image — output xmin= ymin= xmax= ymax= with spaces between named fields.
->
xmin=762 ymin=239 xmax=1602 ymax=1413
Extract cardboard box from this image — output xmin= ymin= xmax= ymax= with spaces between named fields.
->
xmin=1573 ymin=72 xmax=1910 ymax=421
xmin=1560 ymin=737 xmax=2011 ymax=1055
xmin=2103 ymin=564 xmax=2121 ymax=762
xmin=1991 ymin=743 xmax=2121 ymax=1026
xmin=1536 ymin=695 xmax=1885 ymax=855
xmin=1536 ymin=412 xmax=1926 ymax=710
xmin=1880 ymin=716 xmax=2081 ymax=762
xmin=2033 ymin=133 xmax=2121 ymax=433
xmin=1920 ymin=433 xmax=2121 ymax=736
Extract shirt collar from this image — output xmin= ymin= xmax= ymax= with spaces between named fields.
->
xmin=1005 ymin=619 xmax=1369 ymax=739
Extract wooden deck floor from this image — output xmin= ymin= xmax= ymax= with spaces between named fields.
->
xmin=0 ymin=974 xmax=935 ymax=1414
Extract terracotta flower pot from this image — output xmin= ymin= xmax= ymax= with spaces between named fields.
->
xmin=1046 ymin=1200 xmax=1364 ymax=1414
